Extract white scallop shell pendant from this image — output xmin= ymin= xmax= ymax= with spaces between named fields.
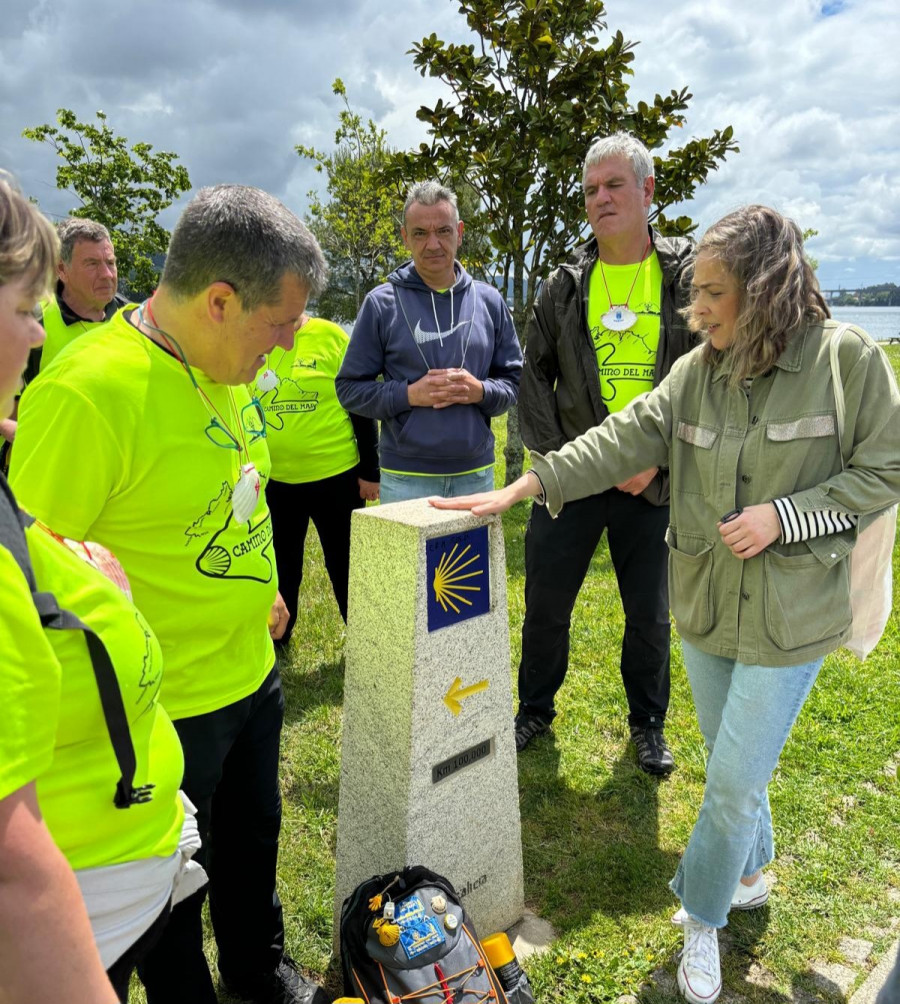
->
xmin=256 ymin=368 xmax=279 ymax=393
xmin=601 ymin=305 xmax=637 ymax=331
xmin=231 ymin=463 xmax=261 ymax=523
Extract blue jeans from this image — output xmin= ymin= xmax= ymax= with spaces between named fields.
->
xmin=670 ymin=640 xmax=823 ymax=928
xmin=379 ymin=467 xmax=495 ymax=504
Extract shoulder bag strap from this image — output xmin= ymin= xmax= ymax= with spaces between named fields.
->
xmin=828 ymin=322 xmax=852 ymax=469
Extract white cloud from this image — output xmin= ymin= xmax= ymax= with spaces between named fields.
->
xmin=605 ymin=0 xmax=899 ymax=285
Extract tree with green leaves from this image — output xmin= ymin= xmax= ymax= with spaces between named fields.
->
xmin=396 ymin=0 xmax=738 ymax=479
xmin=297 ymin=80 xmax=407 ymax=323
xmin=23 ymin=108 xmax=191 ymax=297
xmin=298 ymin=81 xmax=495 ymax=321
xmin=803 ymin=227 xmax=819 ymax=272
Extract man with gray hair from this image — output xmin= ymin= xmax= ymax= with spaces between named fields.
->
xmin=42 ymin=217 xmax=126 ymax=369
xmin=0 ymin=217 xmax=125 ymax=466
xmin=336 ymin=180 xmax=522 ymax=502
xmin=11 ymin=185 xmax=329 ymax=1004
xmin=513 ymin=134 xmax=695 ymax=773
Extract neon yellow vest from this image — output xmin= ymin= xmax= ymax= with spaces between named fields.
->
xmin=40 ymin=297 xmax=108 ymax=371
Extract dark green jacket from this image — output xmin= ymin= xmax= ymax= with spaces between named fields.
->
xmin=519 ymin=228 xmax=695 ymax=505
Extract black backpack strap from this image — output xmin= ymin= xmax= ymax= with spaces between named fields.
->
xmin=0 ymin=476 xmax=151 ymax=809
xmin=0 ymin=472 xmax=34 ymax=585
xmin=30 ymin=582 xmax=151 ymax=809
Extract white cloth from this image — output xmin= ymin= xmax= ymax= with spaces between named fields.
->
xmin=76 ymin=791 xmax=208 ymax=967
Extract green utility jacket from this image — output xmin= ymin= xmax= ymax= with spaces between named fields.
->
xmin=531 ymin=320 xmax=900 ymax=667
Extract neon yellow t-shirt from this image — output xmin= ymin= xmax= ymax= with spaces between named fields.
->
xmin=253 ymin=317 xmax=359 ymax=484
xmin=587 ymin=251 xmax=662 ymax=412
xmin=25 ymin=524 xmax=184 ymax=869
xmin=11 ymin=308 xmax=277 ymax=720
xmin=0 ymin=544 xmax=61 ymax=803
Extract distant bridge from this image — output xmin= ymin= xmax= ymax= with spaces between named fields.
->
xmin=820 ymin=289 xmax=864 ymax=304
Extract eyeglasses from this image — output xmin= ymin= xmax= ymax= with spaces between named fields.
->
xmin=204 ymin=398 xmax=267 ymax=450
xmin=136 ymin=300 xmax=267 ymax=457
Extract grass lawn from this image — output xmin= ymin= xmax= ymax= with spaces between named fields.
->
xmin=139 ymin=346 xmax=900 ymax=1003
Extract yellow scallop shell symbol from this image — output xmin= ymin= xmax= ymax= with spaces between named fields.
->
xmin=433 ymin=542 xmax=483 ymax=614
xmin=198 ymin=544 xmax=231 ymax=575
xmin=375 ymin=920 xmax=400 ymax=946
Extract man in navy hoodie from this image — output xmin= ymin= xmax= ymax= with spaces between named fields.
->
xmin=336 ymin=181 xmax=522 ymax=503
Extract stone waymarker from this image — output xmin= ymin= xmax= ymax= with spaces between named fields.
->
xmin=334 ymin=499 xmax=524 ymax=941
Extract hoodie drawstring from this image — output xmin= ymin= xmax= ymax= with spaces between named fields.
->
xmin=430 ymin=286 xmax=454 ymax=348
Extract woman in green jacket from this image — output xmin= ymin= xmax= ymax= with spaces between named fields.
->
xmin=431 ymin=205 xmax=900 ymax=1004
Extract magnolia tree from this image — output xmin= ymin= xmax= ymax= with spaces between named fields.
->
xmin=298 ymin=80 xmax=495 ymax=321
xmin=297 ymin=80 xmax=408 ymax=323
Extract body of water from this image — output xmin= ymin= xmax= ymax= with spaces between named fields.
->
xmin=830 ymin=306 xmax=899 ymax=343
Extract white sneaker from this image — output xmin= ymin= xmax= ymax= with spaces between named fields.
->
xmin=677 ymin=919 xmax=721 ymax=1004
xmin=730 ymin=872 xmax=768 ymax=910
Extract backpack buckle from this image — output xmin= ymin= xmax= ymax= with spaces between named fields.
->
xmin=114 ymin=781 xmax=156 ymax=808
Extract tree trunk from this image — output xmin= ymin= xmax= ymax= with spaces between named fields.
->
xmin=503 ymin=253 xmax=527 ymax=484
xmin=504 ymin=404 xmax=523 ymax=485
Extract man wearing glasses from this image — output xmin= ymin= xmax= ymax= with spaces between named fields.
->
xmin=11 ymin=186 xmax=329 ymax=1004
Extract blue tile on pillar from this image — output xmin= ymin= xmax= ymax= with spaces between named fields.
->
xmin=426 ymin=525 xmax=490 ymax=631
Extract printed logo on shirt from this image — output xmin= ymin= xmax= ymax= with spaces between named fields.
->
xmin=184 ymin=482 xmax=275 ymax=583
xmin=294 ymin=357 xmax=317 ymax=370
xmin=133 ymin=610 xmax=162 ymax=720
xmin=413 ymin=318 xmax=471 ymax=344
xmin=592 ymin=338 xmax=656 ymax=405
xmin=258 ymin=377 xmax=319 ymax=430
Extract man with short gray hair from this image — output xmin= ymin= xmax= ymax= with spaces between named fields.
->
xmin=513 ymin=134 xmax=695 ymax=773
xmin=42 ymin=217 xmax=127 ymax=369
xmin=12 ymin=185 xmax=329 ymax=1004
xmin=336 ymin=180 xmax=522 ymax=502
xmin=0 ymin=217 xmax=126 ymax=467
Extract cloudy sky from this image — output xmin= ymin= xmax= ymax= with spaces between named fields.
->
xmin=1 ymin=0 xmax=896 ymax=291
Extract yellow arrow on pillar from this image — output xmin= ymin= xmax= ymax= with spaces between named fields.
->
xmin=443 ymin=676 xmax=490 ymax=716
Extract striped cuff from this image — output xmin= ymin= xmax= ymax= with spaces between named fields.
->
xmin=528 ymin=470 xmax=546 ymax=506
xmin=773 ymin=497 xmax=858 ymax=544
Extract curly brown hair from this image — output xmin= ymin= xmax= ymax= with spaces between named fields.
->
xmin=683 ymin=205 xmax=829 ymax=385
xmin=0 ymin=174 xmax=58 ymax=301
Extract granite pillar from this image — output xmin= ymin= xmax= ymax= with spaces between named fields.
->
xmin=334 ymin=499 xmax=524 ymax=941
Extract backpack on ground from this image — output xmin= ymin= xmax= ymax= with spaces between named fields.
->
xmin=339 ymin=865 xmax=530 ymax=1003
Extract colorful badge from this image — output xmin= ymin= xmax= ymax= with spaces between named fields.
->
xmin=396 ymin=895 xmax=445 ymax=960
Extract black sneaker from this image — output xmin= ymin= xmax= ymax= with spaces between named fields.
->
xmin=220 ymin=956 xmax=329 ymax=1004
xmin=630 ymin=724 xmax=675 ymax=776
xmin=514 ymin=710 xmax=552 ymax=753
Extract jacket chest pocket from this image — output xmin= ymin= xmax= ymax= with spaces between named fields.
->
xmin=765 ymin=413 xmax=839 ymax=486
xmin=672 ymin=420 xmax=719 ymax=498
